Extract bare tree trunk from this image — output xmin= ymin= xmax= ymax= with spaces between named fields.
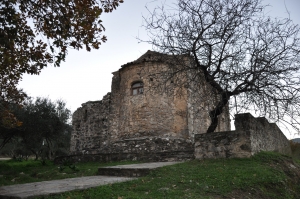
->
xmin=207 ymin=93 xmax=230 ymax=133
xmin=142 ymin=0 xmax=300 ymax=135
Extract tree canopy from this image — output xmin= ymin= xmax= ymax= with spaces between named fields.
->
xmin=143 ymin=0 xmax=300 ymax=133
xmin=0 ymin=0 xmax=123 ymax=126
xmin=0 ymin=97 xmax=71 ymax=160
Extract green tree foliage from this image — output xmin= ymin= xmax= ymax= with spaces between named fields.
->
xmin=0 ymin=97 xmax=72 ymax=160
xmin=0 ymin=0 xmax=123 ymax=126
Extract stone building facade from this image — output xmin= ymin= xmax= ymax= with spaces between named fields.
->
xmin=70 ymin=50 xmax=230 ymax=161
xmin=68 ymin=50 xmax=291 ymax=162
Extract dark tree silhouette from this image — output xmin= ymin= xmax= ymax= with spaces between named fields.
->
xmin=0 ymin=97 xmax=71 ymax=159
xmin=0 ymin=0 xmax=123 ymax=127
xmin=142 ymin=0 xmax=300 ymax=133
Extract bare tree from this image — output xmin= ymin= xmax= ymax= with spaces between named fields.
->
xmin=142 ymin=0 xmax=300 ymax=133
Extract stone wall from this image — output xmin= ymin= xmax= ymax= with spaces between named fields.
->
xmin=69 ymin=50 xmax=231 ymax=161
xmin=57 ymin=137 xmax=194 ymax=163
xmin=110 ymin=62 xmax=189 ymax=140
xmin=107 ymin=51 xmax=230 ymax=141
xmin=72 ymin=51 xmax=292 ymax=163
xmin=70 ymin=93 xmax=111 ymax=154
xmin=194 ymin=131 xmax=252 ymax=159
xmin=187 ymin=71 xmax=231 ymax=139
xmin=235 ymin=113 xmax=292 ymax=155
xmin=194 ymin=113 xmax=292 ymax=159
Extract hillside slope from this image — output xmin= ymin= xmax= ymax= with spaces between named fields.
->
xmin=36 ymin=152 xmax=300 ymax=199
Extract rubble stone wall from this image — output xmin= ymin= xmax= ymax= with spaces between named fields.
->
xmin=194 ymin=131 xmax=252 ymax=159
xmin=70 ymin=93 xmax=111 ymax=154
xmin=235 ymin=113 xmax=292 ymax=155
xmin=57 ymin=137 xmax=194 ymax=163
xmin=69 ymin=51 xmax=232 ymax=161
xmin=109 ymin=62 xmax=189 ymax=140
xmin=194 ymin=113 xmax=292 ymax=159
xmin=187 ymin=71 xmax=231 ymax=138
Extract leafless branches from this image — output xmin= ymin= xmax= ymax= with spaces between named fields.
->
xmin=142 ymin=0 xmax=300 ymax=133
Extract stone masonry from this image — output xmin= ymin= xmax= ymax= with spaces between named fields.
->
xmin=68 ymin=51 xmax=291 ymax=163
xmin=69 ymin=50 xmax=230 ymax=161
xmin=194 ymin=113 xmax=292 ymax=159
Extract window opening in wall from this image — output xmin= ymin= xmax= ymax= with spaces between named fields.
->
xmin=131 ymin=81 xmax=144 ymax=95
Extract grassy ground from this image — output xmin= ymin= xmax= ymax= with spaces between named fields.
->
xmin=1 ymin=152 xmax=300 ymax=199
xmin=0 ymin=159 xmax=138 ymax=186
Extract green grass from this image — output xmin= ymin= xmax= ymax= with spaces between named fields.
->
xmin=0 ymin=159 xmax=138 ymax=186
xmin=1 ymin=152 xmax=300 ymax=199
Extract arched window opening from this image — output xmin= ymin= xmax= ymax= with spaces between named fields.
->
xmin=131 ymin=81 xmax=144 ymax=95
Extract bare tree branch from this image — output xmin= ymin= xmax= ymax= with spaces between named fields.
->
xmin=141 ymin=0 xmax=300 ymax=134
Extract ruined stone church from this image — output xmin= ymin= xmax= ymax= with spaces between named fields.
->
xmin=69 ymin=50 xmax=291 ymax=162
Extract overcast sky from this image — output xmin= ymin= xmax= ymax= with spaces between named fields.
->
xmin=17 ymin=0 xmax=300 ymax=138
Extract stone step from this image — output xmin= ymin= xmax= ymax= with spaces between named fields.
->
xmin=98 ymin=162 xmax=181 ymax=177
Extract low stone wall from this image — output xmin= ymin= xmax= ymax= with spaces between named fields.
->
xmin=194 ymin=131 xmax=252 ymax=159
xmin=56 ymin=137 xmax=194 ymax=164
xmin=236 ymin=113 xmax=292 ymax=155
xmin=194 ymin=113 xmax=292 ymax=159
xmin=68 ymin=111 xmax=291 ymax=162
xmin=109 ymin=137 xmax=193 ymax=154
